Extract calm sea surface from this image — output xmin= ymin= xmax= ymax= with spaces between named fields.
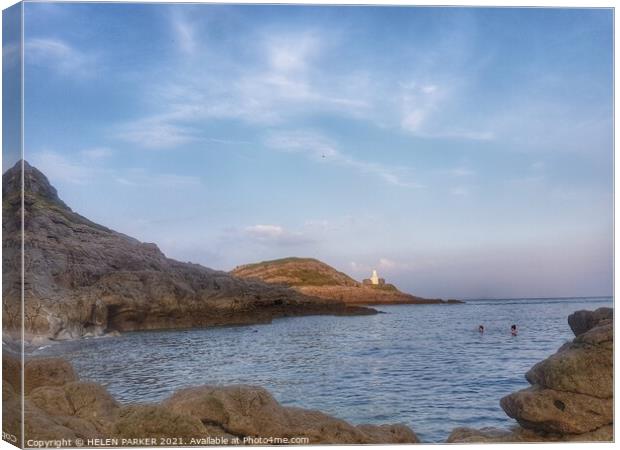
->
xmin=33 ymin=297 xmax=612 ymax=443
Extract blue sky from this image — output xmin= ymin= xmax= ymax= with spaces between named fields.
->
xmin=7 ymin=3 xmax=613 ymax=298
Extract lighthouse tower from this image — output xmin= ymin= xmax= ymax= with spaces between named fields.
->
xmin=370 ymin=269 xmax=380 ymax=285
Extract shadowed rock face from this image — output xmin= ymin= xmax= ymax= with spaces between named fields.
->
xmin=2 ymin=161 xmax=375 ymax=342
xmin=231 ymin=257 xmax=461 ymax=305
xmin=448 ymin=307 xmax=613 ymax=443
xmin=568 ymin=307 xmax=613 ymax=337
xmin=2 ymin=354 xmax=419 ymax=446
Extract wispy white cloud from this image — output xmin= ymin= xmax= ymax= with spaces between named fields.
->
xmin=30 ymin=150 xmax=97 ymax=185
xmin=29 ymin=150 xmax=200 ymax=188
xmin=243 ymin=224 xmax=315 ymax=246
xmin=446 ymin=167 xmax=476 ymax=177
xmin=114 ymin=20 xmax=495 ymax=153
xmin=80 ymin=147 xmax=113 ymax=160
xmin=265 ymin=31 xmax=320 ymax=74
xmin=171 ymin=12 xmax=197 ymax=55
xmin=115 ymin=116 xmax=199 ymax=149
xmin=111 ymin=28 xmax=371 ymax=149
xmin=25 ymin=37 xmax=96 ymax=77
xmin=350 ymin=257 xmax=412 ymax=275
xmin=378 ymin=257 xmax=398 ymax=269
xmin=399 ymin=81 xmax=494 ymax=141
xmin=265 ymin=130 xmax=421 ymax=188
xmin=2 ymin=42 xmax=20 ymax=69
xmin=109 ymin=10 xmax=607 ymax=164
xmin=114 ymin=168 xmax=201 ymax=188
xmin=450 ymin=186 xmax=470 ymax=196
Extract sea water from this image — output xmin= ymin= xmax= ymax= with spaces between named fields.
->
xmin=33 ymin=297 xmax=612 ymax=443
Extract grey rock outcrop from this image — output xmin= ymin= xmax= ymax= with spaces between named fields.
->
xmin=568 ymin=307 xmax=612 ymax=337
xmin=3 ymin=354 xmax=419 ymax=445
xmin=448 ymin=307 xmax=613 ymax=443
xmin=2 ymin=161 xmax=375 ymax=342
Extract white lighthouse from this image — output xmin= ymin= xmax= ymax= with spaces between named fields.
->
xmin=370 ymin=269 xmax=380 ymax=285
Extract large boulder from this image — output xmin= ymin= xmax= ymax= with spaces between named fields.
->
xmin=23 ymin=401 xmax=82 ymax=442
xmin=110 ymin=405 xmax=210 ymax=439
xmin=525 ymin=329 xmax=612 ymax=398
xmin=282 ymin=406 xmax=376 ymax=444
xmin=568 ymin=307 xmax=612 ymax=337
xmin=28 ymin=386 xmax=75 ymax=417
xmin=24 ymin=357 xmax=78 ymax=394
xmin=165 ymin=385 xmax=291 ymax=437
xmin=353 ymin=423 xmax=418 ymax=443
xmin=63 ymin=382 xmax=120 ymax=431
xmin=500 ymin=386 xmax=612 ymax=434
xmin=26 ymin=381 xmax=119 ymax=439
xmin=501 ymin=311 xmax=613 ymax=438
xmin=164 ymin=385 xmax=419 ymax=444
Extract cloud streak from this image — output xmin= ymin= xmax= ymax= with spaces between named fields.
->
xmin=115 ymin=115 xmax=200 ymax=150
xmin=109 ymin=16 xmax=500 ymax=154
xmin=29 ymin=150 xmax=201 ymax=188
xmin=25 ymin=37 xmax=96 ymax=77
xmin=265 ymin=130 xmax=421 ymax=188
xmin=243 ymin=224 xmax=315 ymax=246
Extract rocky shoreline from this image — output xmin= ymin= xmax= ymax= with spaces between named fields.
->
xmin=2 ymin=353 xmax=419 ymax=446
xmin=2 ymin=161 xmax=377 ymax=344
xmin=296 ymin=285 xmax=463 ymax=306
xmin=2 ymin=308 xmax=612 ymax=445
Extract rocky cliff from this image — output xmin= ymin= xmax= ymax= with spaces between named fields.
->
xmin=2 ymin=354 xmax=419 ymax=446
xmin=231 ymin=257 xmax=460 ymax=305
xmin=447 ymin=307 xmax=613 ymax=442
xmin=2 ymin=161 xmax=375 ymax=342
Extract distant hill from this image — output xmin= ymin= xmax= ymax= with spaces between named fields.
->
xmin=232 ymin=258 xmax=460 ymax=305
xmin=231 ymin=257 xmax=360 ymax=287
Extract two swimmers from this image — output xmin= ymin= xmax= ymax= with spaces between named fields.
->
xmin=477 ymin=324 xmax=518 ymax=335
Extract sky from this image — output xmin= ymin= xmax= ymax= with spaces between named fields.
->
xmin=4 ymin=3 xmax=613 ymax=299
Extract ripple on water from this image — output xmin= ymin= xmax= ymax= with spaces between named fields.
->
xmin=32 ymin=297 xmax=612 ymax=443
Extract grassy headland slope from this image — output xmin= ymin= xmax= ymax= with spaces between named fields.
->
xmin=232 ymin=258 xmax=461 ymax=305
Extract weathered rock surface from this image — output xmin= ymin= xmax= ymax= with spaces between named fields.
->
xmin=165 ymin=385 xmax=419 ymax=444
xmin=524 ymin=326 xmax=612 ymax=398
xmin=2 ymin=161 xmax=376 ymax=342
xmin=568 ymin=307 xmax=613 ymax=336
xmin=3 ymin=354 xmax=419 ymax=445
xmin=24 ymin=357 xmax=78 ymax=394
xmin=500 ymin=386 xmax=612 ymax=434
xmin=111 ymin=405 xmax=208 ymax=440
xmin=448 ymin=307 xmax=613 ymax=443
xmin=231 ymin=257 xmax=462 ymax=305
